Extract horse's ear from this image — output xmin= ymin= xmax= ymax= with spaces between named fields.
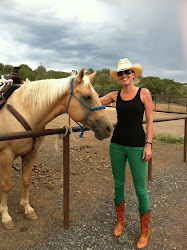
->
xmin=77 ymin=68 xmax=85 ymax=83
xmin=88 ymin=71 xmax=97 ymax=83
xmin=26 ymin=78 xmax=30 ymax=83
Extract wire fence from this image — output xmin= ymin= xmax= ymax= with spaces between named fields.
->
xmin=97 ymin=88 xmax=187 ymax=114
xmin=152 ymin=95 xmax=187 ymax=113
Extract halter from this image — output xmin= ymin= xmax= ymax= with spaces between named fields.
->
xmin=66 ymin=78 xmax=105 ymax=138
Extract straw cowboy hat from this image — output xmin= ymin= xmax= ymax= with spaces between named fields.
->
xmin=110 ymin=58 xmax=143 ymax=80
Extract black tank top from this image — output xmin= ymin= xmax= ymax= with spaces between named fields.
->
xmin=111 ymin=88 xmax=145 ymax=147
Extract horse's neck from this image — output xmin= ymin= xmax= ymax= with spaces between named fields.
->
xmin=31 ymin=103 xmax=66 ymax=129
xmin=28 ymin=99 xmax=68 ymax=129
xmin=10 ymin=87 xmax=68 ymax=129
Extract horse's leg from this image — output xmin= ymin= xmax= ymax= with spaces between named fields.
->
xmin=0 ymin=155 xmax=15 ymax=230
xmin=20 ymin=149 xmax=39 ymax=220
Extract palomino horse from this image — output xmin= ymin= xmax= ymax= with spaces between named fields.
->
xmin=0 ymin=68 xmax=113 ymax=230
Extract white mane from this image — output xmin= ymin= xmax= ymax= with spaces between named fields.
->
xmin=21 ymin=74 xmax=90 ymax=108
xmin=21 ymin=77 xmax=71 ymax=108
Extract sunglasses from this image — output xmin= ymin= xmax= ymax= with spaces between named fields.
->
xmin=117 ymin=70 xmax=134 ymax=77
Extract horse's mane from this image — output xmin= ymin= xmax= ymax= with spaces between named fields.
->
xmin=21 ymin=77 xmax=71 ymax=108
xmin=21 ymin=70 xmax=91 ymax=108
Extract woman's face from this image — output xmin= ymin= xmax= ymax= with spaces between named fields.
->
xmin=117 ymin=70 xmax=135 ymax=85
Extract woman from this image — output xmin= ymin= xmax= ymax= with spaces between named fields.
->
xmin=100 ymin=58 xmax=153 ymax=249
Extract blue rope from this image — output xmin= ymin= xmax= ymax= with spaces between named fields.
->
xmin=66 ymin=78 xmax=105 ymax=138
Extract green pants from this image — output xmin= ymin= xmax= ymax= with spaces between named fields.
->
xmin=110 ymin=143 xmax=150 ymax=216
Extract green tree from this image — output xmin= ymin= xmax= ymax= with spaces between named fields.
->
xmin=19 ymin=64 xmax=34 ymax=81
xmin=0 ymin=62 xmax=185 ymax=96
xmin=0 ymin=63 xmax=4 ymax=73
xmin=3 ymin=64 xmax=13 ymax=74
xmin=86 ymin=68 xmax=95 ymax=74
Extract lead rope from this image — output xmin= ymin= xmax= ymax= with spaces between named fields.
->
xmin=59 ymin=125 xmax=82 ymax=142
xmin=67 ymin=126 xmax=83 ymax=142
xmin=55 ymin=125 xmax=82 ymax=153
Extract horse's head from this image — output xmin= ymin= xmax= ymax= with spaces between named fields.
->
xmin=66 ymin=68 xmax=113 ymax=140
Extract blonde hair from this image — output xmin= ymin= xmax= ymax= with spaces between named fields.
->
xmin=21 ymin=77 xmax=71 ymax=108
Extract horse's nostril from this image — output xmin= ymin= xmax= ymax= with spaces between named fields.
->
xmin=106 ymin=125 xmax=112 ymax=133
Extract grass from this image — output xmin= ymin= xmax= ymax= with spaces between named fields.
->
xmin=118 ymin=231 xmax=133 ymax=244
xmin=126 ymin=211 xmax=135 ymax=220
xmin=153 ymin=133 xmax=184 ymax=145
xmin=118 ymin=213 xmax=135 ymax=245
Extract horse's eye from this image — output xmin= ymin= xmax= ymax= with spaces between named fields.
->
xmin=84 ymin=95 xmax=91 ymax=101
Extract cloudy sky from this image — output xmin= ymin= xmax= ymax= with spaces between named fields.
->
xmin=0 ymin=0 xmax=186 ymax=83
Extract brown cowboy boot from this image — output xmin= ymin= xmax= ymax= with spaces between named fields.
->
xmin=137 ymin=210 xmax=151 ymax=249
xmin=114 ymin=200 xmax=125 ymax=237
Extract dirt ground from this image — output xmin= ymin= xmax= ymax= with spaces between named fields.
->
xmin=0 ymin=108 xmax=187 ymax=249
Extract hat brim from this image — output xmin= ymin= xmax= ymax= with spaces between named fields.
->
xmin=110 ymin=64 xmax=143 ymax=80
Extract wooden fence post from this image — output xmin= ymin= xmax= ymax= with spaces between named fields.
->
xmin=184 ymin=118 xmax=187 ymax=162
xmin=63 ymin=132 xmax=70 ymax=229
xmin=148 ymin=158 xmax=152 ymax=181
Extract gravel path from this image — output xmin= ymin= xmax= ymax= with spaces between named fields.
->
xmin=29 ymin=143 xmax=187 ymax=250
xmin=1 ymin=140 xmax=186 ymax=250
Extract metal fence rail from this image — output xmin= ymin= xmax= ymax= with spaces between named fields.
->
xmin=0 ymin=116 xmax=186 ymax=229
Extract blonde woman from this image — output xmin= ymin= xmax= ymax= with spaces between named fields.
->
xmin=100 ymin=58 xmax=153 ymax=249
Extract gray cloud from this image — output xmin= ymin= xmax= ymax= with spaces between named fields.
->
xmin=0 ymin=0 xmax=185 ymax=82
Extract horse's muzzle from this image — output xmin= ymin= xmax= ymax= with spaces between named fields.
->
xmin=92 ymin=118 xmax=113 ymax=140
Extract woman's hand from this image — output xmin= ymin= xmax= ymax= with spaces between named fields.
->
xmin=142 ymin=144 xmax=152 ymax=161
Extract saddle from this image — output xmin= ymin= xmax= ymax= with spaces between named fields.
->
xmin=0 ymin=76 xmax=13 ymax=93
xmin=0 ymin=75 xmax=37 ymax=146
xmin=0 ymin=76 xmax=20 ymax=109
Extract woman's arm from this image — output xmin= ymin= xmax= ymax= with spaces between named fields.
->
xmin=99 ymin=91 xmax=118 ymax=106
xmin=141 ymin=88 xmax=153 ymax=161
